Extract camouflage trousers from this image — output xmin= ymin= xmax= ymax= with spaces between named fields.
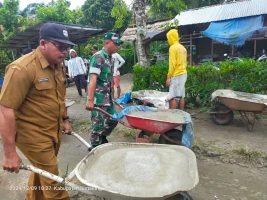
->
xmin=90 ymin=105 xmax=118 ymax=147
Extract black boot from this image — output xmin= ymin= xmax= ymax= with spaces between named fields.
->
xmin=88 ymin=146 xmax=94 ymax=152
xmin=102 ymin=136 xmax=109 ymax=144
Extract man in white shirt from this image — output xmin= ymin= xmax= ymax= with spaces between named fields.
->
xmin=111 ymin=53 xmax=125 ymax=99
xmin=68 ymin=49 xmax=87 ymax=97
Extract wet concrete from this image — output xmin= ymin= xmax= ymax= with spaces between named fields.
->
xmin=78 ymin=145 xmax=197 ymax=198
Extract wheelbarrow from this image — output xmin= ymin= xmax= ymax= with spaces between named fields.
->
xmin=131 ymin=88 xmax=196 ymax=109
xmin=209 ymin=89 xmax=267 ymax=131
xmin=95 ymin=104 xmax=193 ymax=146
xmin=19 ymin=132 xmax=199 ymax=200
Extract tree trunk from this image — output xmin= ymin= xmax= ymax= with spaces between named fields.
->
xmin=133 ymin=0 xmax=150 ymax=67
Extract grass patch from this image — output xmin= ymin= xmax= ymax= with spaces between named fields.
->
xmin=233 ymin=146 xmax=265 ymax=163
xmin=121 ymin=129 xmax=136 ymax=137
xmin=71 ymin=120 xmax=91 ymax=132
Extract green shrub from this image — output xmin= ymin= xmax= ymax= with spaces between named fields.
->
xmin=118 ymin=47 xmax=134 ymax=75
xmin=132 ymin=62 xmax=168 ymax=91
xmin=132 ymin=64 xmax=150 ymax=91
xmin=133 ymin=58 xmax=267 ymax=108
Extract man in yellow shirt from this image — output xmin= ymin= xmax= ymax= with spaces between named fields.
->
xmin=166 ymin=29 xmax=187 ymax=110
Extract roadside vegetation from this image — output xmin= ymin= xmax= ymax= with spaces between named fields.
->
xmin=132 ymin=59 xmax=267 ymax=108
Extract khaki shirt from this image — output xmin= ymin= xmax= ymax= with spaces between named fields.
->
xmin=0 ymin=47 xmax=66 ymax=144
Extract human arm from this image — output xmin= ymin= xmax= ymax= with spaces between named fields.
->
xmin=0 ymin=64 xmax=33 ymax=173
xmin=79 ymin=57 xmax=87 ymax=75
xmin=85 ymin=74 xmax=98 ymax=111
xmin=0 ymin=105 xmax=22 ymax=173
xmin=166 ymin=48 xmax=177 ymax=86
xmin=67 ymin=60 xmax=73 ymax=79
xmin=167 ymin=47 xmax=177 ymax=79
xmin=85 ymin=54 xmax=103 ymax=111
xmin=62 ymin=106 xmax=72 ymax=134
xmin=116 ymin=54 xmax=125 ymax=69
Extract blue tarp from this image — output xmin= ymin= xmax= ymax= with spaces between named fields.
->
xmin=112 ymin=105 xmax=157 ymax=120
xmin=172 ymin=109 xmax=194 ymax=148
xmin=203 ymin=15 xmax=267 ymax=46
xmin=0 ymin=78 xmax=4 ymax=91
xmin=115 ymin=92 xmax=131 ymax=104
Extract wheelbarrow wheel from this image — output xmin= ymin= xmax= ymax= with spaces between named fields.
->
xmin=168 ymin=192 xmax=193 ymax=200
xmin=210 ymin=104 xmax=234 ymax=125
xmin=158 ymin=129 xmax=183 ymax=145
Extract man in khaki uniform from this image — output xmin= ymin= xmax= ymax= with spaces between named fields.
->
xmin=0 ymin=23 xmax=74 ymax=200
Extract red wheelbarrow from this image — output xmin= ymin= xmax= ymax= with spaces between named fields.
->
xmin=94 ymin=105 xmax=192 ymax=146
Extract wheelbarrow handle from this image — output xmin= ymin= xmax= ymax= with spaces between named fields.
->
xmin=94 ymin=107 xmax=113 ymax=118
xmin=113 ymin=100 xmax=124 ymax=110
xmin=18 ymin=162 xmax=94 ymax=195
xmin=93 ymin=107 xmax=133 ymax=128
xmin=19 ymin=162 xmax=28 ymax=170
xmin=70 ymin=131 xmax=92 ymax=149
xmin=62 ymin=129 xmax=92 ymax=149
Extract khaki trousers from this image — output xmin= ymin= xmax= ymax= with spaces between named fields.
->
xmin=17 ymin=141 xmax=70 ymax=200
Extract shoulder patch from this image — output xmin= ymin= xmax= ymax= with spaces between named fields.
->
xmin=96 ymin=57 xmax=104 ymax=65
xmin=11 ymin=66 xmax=21 ymax=71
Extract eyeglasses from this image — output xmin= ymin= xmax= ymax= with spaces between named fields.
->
xmin=112 ymin=41 xmax=120 ymax=46
xmin=48 ymin=40 xmax=70 ymax=52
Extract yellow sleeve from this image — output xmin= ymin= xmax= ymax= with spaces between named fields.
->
xmin=167 ymin=47 xmax=177 ymax=78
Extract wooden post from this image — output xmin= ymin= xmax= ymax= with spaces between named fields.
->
xmin=231 ymin=45 xmax=234 ymax=56
xmin=254 ymin=40 xmax=257 ymax=57
xmin=133 ymin=0 xmax=149 ymax=66
xmin=133 ymin=40 xmax=136 ymax=65
xmin=190 ymin=34 xmax=192 ymax=65
xmin=11 ymin=50 xmax=15 ymax=61
xmin=211 ymin=40 xmax=214 ymax=62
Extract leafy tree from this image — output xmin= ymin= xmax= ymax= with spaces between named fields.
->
xmin=147 ymin=0 xmax=225 ymax=21
xmin=36 ymin=0 xmax=77 ymax=24
xmin=147 ymin=0 xmax=187 ymax=20
xmin=0 ymin=0 xmax=19 ymax=32
xmin=19 ymin=3 xmax=45 ymax=17
xmin=111 ymin=0 xmax=132 ymax=33
xmin=70 ymin=8 xmax=84 ymax=24
xmin=81 ymin=0 xmax=116 ymax=30
xmin=0 ymin=0 xmax=20 ymax=40
xmin=81 ymin=0 xmax=131 ymax=33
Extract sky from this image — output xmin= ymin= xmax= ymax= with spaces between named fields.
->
xmin=0 ymin=0 xmax=133 ymax=10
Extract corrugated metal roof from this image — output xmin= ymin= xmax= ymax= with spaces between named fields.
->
xmin=0 ymin=21 xmax=106 ymax=49
xmin=173 ymin=0 xmax=267 ymax=26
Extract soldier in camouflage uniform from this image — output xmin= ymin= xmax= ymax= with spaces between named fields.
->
xmin=85 ymin=32 xmax=123 ymax=150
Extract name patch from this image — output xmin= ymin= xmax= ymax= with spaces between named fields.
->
xmin=38 ymin=78 xmax=49 ymax=83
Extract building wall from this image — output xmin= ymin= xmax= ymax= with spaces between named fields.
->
xmin=188 ymin=37 xmax=267 ymax=64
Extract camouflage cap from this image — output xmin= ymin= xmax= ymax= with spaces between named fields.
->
xmin=103 ymin=32 xmax=123 ymax=44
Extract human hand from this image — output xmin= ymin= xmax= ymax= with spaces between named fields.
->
xmin=85 ymin=100 xmax=94 ymax=111
xmin=166 ymin=78 xmax=171 ymax=87
xmin=62 ymin=120 xmax=72 ymax=134
xmin=3 ymin=152 xmax=22 ymax=173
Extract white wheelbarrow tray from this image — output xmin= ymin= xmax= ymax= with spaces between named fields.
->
xmin=20 ymin=135 xmax=198 ymax=200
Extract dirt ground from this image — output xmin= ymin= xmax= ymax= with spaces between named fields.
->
xmin=0 ymin=74 xmax=267 ymax=200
